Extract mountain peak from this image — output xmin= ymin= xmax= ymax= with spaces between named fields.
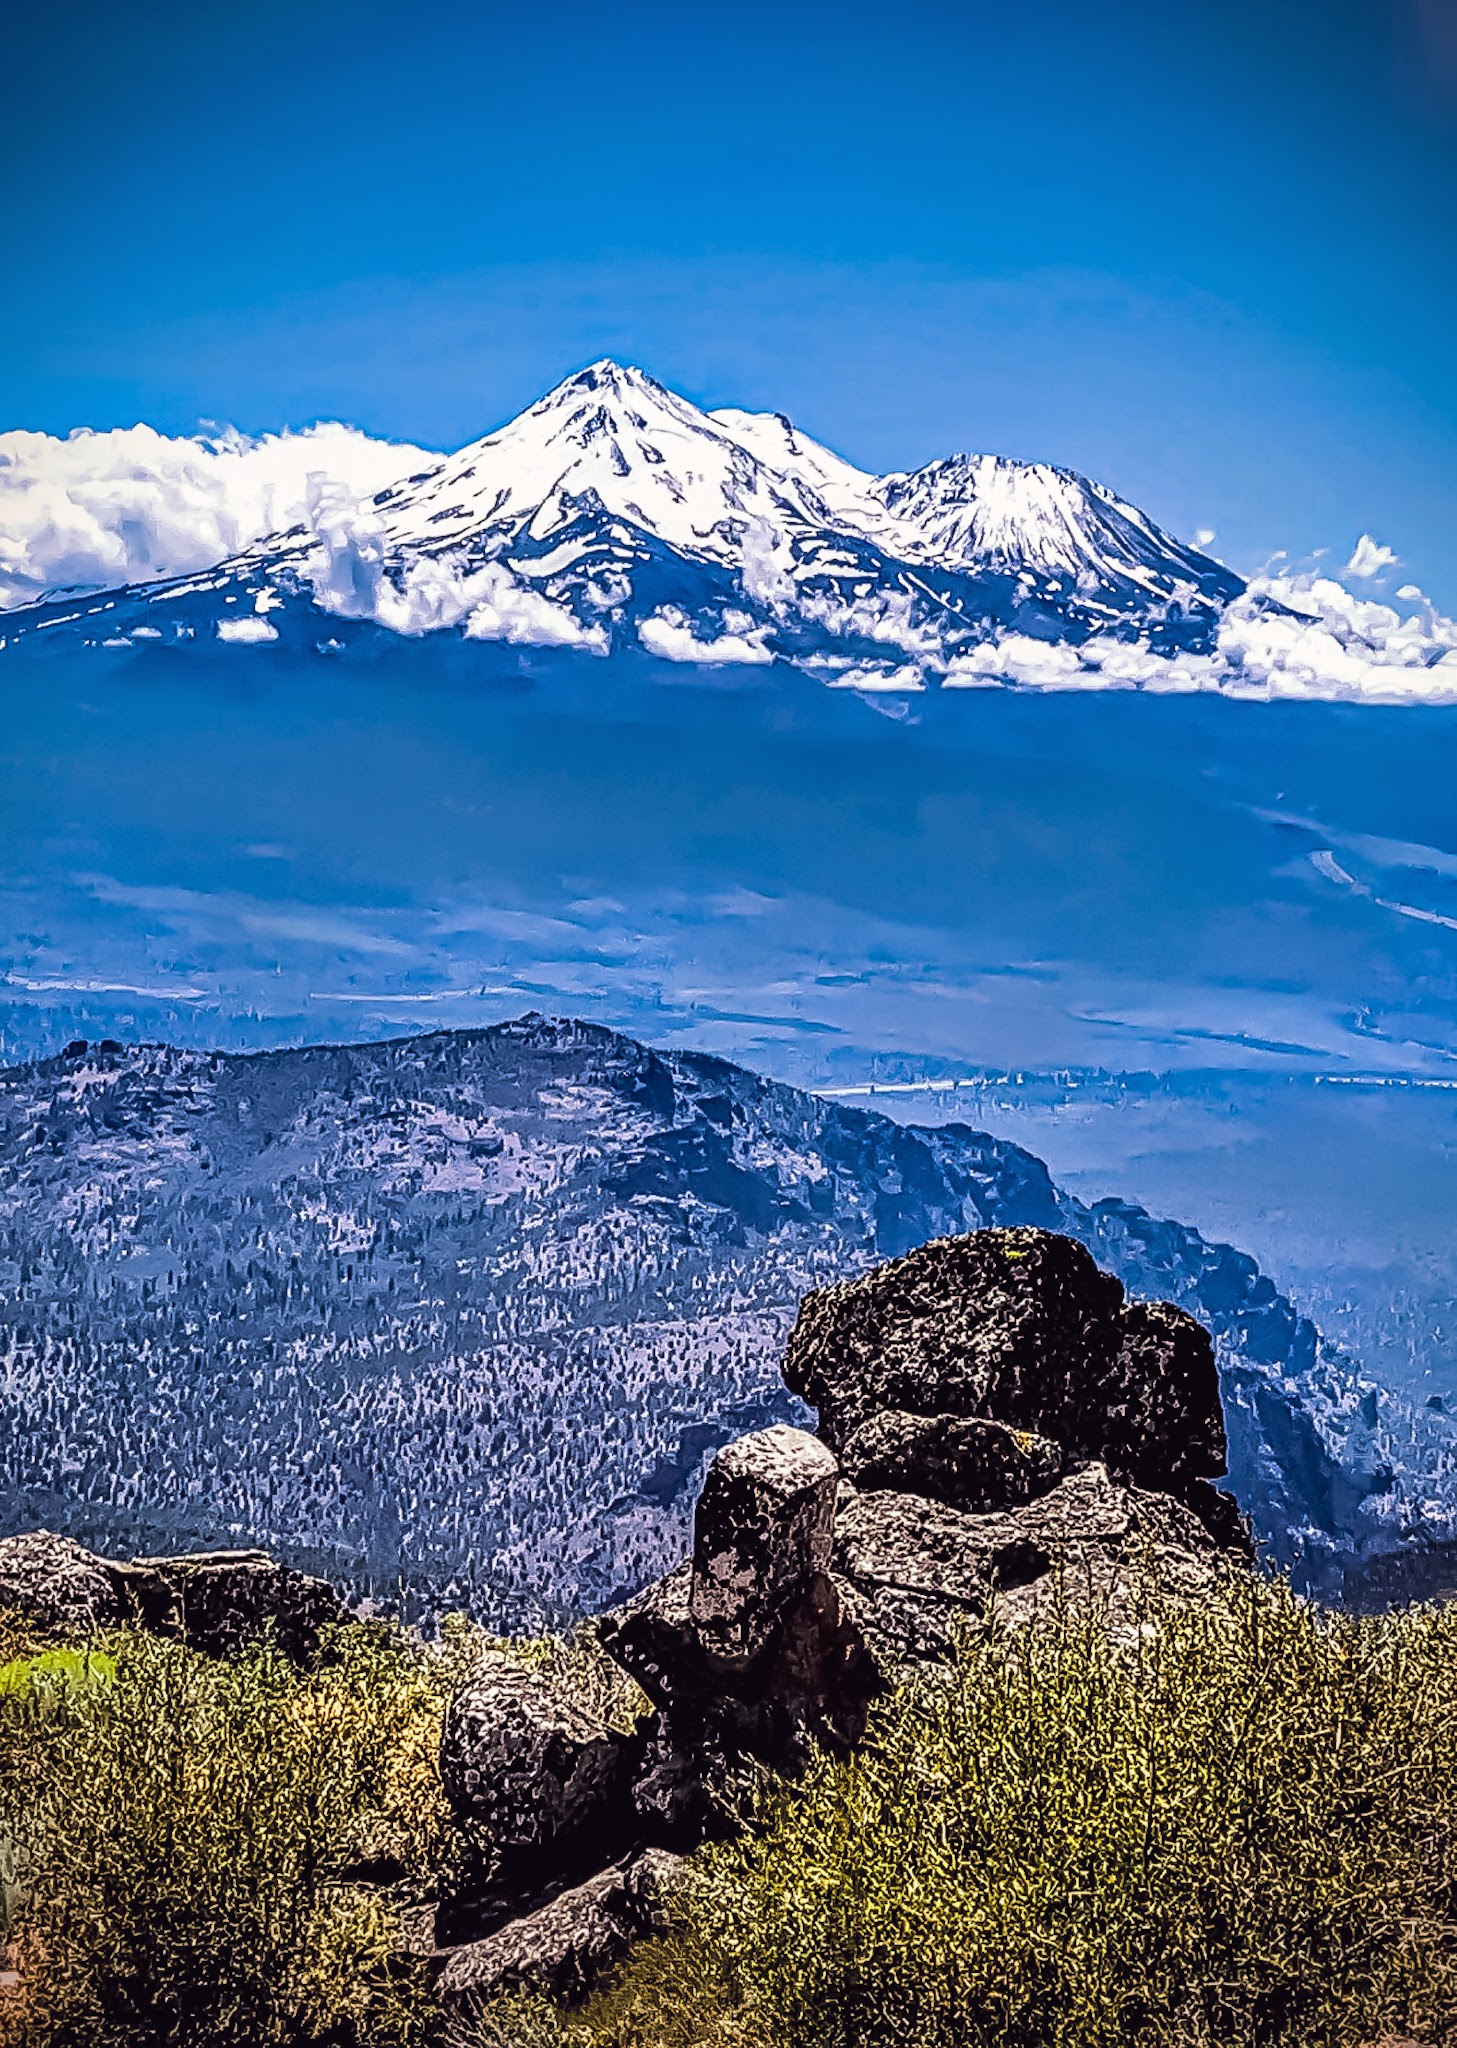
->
xmin=0 ymin=361 xmax=1249 ymax=677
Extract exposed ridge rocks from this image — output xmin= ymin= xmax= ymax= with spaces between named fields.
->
xmin=0 ymin=1532 xmax=130 ymax=1636
xmin=834 ymin=1463 xmax=1229 ymax=1665
xmin=598 ymin=1425 xmax=879 ymax=1842
xmin=839 ymin=1410 xmax=1065 ymax=1512
xmin=439 ymin=1652 xmax=644 ymax=1934
xmin=433 ymin=1849 xmax=685 ymax=2006
xmin=433 ymin=1227 xmax=1250 ymax=2010
xmin=786 ymin=1227 xmax=1235 ymax=1527
xmin=687 ymin=1425 xmax=838 ymax=1662
xmin=0 ymin=1531 xmax=347 ymax=1664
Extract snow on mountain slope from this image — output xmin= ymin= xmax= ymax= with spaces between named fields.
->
xmin=375 ymin=363 xmax=844 ymax=567
xmin=4 ymin=360 xmax=1454 ymax=699
xmin=0 ymin=1016 xmax=1450 ymax=1619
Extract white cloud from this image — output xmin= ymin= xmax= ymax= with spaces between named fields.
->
xmin=0 ymin=422 xmax=434 ymax=612
xmin=301 ymin=481 xmax=606 ymax=649
xmin=216 ymin=615 xmax=279 ymax=644
xmin=822 ymin=662 xmax=926 ymax=692
xmin=933 ymin=573 xmax=1457 ymax=703
xmin=1345 ymin=534 xmax=1400 ymax=578
xmin=1215 ymin=571 xmax=1457 ymax=701
xmin=638 ymin=607 xmax=774 ymax=664
xmin=463 ymin=566 xmax=607 ymax=651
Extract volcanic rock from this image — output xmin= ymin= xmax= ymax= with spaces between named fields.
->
xmin=440 ymin=1651 xmax=643 ymax=1902
xmin=786 ymin=1227 xmax=1231 ymax=1512
xmin=688 ymin=1424 xmax=839 ymax=1662
xmin=433 ymin=1848 xmax=684 ymax=2007
xmin=0 ymin=1531 xmax=129 ymax=1635
xmin=0 ymin=1531 xmax=346 ymax=1662
xmin=600 ymin=1427 xmax=879 ymax=1838
xmin=839 ymin=1410 xmax=1065 ymax=1511
xmin=834 ymin=1461 xmax=1230 ymax=1666
xmin=132 ymin=1550 xmax=347 ymax=1663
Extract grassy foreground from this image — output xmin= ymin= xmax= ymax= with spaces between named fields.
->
xmin=6 ymin=1581 xmax=1457 ymax=2047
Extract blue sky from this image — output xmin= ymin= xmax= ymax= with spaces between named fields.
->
xmin=5 ymin=0 xmax=1457 ymax=596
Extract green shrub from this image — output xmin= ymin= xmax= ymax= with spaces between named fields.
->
xmin=0 ymin=1617 xmax=474 ymax=2048
xmin=562 ymin=1579 xmax=1457 ymax=2048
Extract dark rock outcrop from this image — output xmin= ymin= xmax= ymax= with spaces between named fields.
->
xmin=433 ymin=1849 xmax=683 ymax=2007
xmin=131 ymin=1550 xmax=347 ymax=1663
xmin=440 ymin=1652 xmax=643 ymax=1914
xmin=687 ymin=1425 xmax=839 ymax=1661
xmin=840 ymin=1410 xmax=1066 ymax=1511
xmin=0 ymin=1531 xmax=346 ymax=1664
xmin=600 ymin=1424 xmax=879 ymax=1841
xmin=786 ymin=1227 xmax=1237 ymax=1536
xmin=834 ymin=1463 xmax=1228 ymax=1665
xmin=0 ymin=1531 xmax=130 ymax=1635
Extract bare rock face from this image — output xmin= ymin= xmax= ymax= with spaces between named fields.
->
xmin=440 ymin=1652 xmax=643 ymax=1906
xmin=840 ymin=1410 xmax=1065 ymax=1512
xmin=0 ymin=1532 xmax=346 ymax=1662
xmin=0 ymin=1531 xmax=129 ymax=1634
xmin=600 ymin=1426 xmax=879 ymax=1840
xmin=433 ymin=1849 xmax=683 ymax=2008
xmin=130 ymin=1550 xmax=347 ymax=1663
xmin=834 ymin=1463 xmax=1228 ymax=1666
xmin=786 ymin=1227 xmax=1231 ymax=1515
xmin=688 ymin=1424 xmax=838 ymax=1661
xmin=429 ymin=1231 xmax=1254 ymax=2009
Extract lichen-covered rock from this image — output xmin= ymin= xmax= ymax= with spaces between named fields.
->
xmin=599 ymin=1434 xmax=879 ymax=1840
xmin=834 ymin=1461 xmax=1231 ymax=1668
xmin=433 ymin=1848 xmax=684 ymax=2006
xmin=688 ymin=1425 xmax=838 ymax=1662
xmin=440 ymin=1652 xmax=642 ymax=1896
xmin=785 ymin=1227 xmax=1228 ymax=1500
xmin=840 ymin=1409 xmax=1065 ymax=1511
xmin=0 ymin=1531 xmax=128 ymax=1634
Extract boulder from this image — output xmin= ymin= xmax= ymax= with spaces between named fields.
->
xmin=433 ymin=1849 xmax=683 ymax=2007
xmin=0 ymin=1531 xmax=128 ymax=1634
xmin=840 ymin=1410 xmax=1065 ymax=1512
xmin=688 ymin=1424 xmax=838 ymax=1662
xmin=599 ymin=1430 xmax=879 ymax=1839
xmin=131 ymin=1550 xmax=347 ymax=1662
xmin=0 ymin=1531 xmax=347 ymax=1663
xmin=785 ymin=1227 xmax=1229 ymax=1504
xmin=834 ymin=1462 xmax=1232 ymax=1669
xmin=440 ymin=1651 xmax=643 ymax=1901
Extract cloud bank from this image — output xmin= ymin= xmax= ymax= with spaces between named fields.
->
xmin=0 ymin=421 xmax=433 ymax=609
xmin=943 ymin=568 xmax=1457 ymax=705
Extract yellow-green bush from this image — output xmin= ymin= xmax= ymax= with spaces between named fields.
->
xmin=0 ymin=1616 xmax=477 ymax=2048
xmin=558 ymin=1579 xmax=1457 ymax=2048
xmin=13 ymin=1580 xmax=1457 ymax=2048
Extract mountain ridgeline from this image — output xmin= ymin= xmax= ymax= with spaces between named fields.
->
xmin=0 ymin=1017 xmax=1445 ymax=1622
xmin=0 ymin=361 xmax=1244 ymax=683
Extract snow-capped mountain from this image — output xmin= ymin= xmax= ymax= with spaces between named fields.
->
xmin=1 ymin=1017 xmax=1450 ymax=1621
xmin=0 ymin=362 xmax=1246 ymax=684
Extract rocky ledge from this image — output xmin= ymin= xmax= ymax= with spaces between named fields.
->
xmin=430 ymin=1226 xmax=1250 ymax=2009
xmin=0 ymin=1533 xmax=347 ymax=1664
